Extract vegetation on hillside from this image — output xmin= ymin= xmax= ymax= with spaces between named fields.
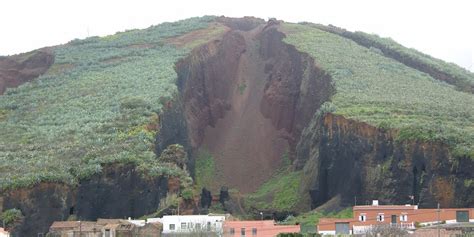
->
xmin=283 ymin=207 xmax=353 ymax=226
xmin=0 ymin=208 xmax=24 ymax=230
xmin=282 ymin=23 xmax=474 ymax=158
xmin=349 ymin=31 xmax=474 ymax=92
xmin=245 ymin=169 xmax=302 ymax=212
xmin=0 ymin=16 xmax=221 ymax=190
xmin=306 ymin=23 xmax=474 ymax=93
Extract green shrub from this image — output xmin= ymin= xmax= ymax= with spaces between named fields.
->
xmin=0 ymin=208 xmax=23 ymax=228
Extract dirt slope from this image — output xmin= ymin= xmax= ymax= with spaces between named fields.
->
xmin=176 ymin=19 xmax=332 ymax=193
xmin=0 ymin=49 xmax=54 ymax=94
xmin=201 ymin=25 xmax=289 ymax=193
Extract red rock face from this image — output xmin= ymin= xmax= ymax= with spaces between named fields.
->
xmin=0 ymin=49 xmax=54 ymax=94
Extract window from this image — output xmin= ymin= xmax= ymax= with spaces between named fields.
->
xmin=169 ymin=224 xmax=175 ymax=230
xmin=400 ymin=214 xmax=408 ymax=222
xmin=187 ymin=222 xmax=193 ymax=229
xmin=105 ymin=229 xmax=110 ymax=237
xmin=181 ymin=222 xmax=187 ymax=229
xmin=456 ymin=211 xmax=469 ymax=223
xmin=359 ymin=214 xmax=366 ymax=222
xmin=252 ymin=228 xmax=257 ymax=235
xmin=377 ymin=214 xmax=384 ymax=222
xmin=196 ymin=223 xmax=202 ymax=230
xmin=241 ymin=228 xmax=246 ymax=236
xmin=230 ymin=228 xmax=235 ymax=235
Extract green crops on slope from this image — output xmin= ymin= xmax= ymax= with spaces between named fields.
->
xmin=282 ymin=23 xmax=474 ymax=158
xmin=0 ymin=16 xmax=218 ymax=190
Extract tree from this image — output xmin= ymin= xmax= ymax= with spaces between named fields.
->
xmin=159 ymin=144 xmax=187 ymax=169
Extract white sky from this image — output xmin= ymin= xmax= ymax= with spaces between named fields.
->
xmin=1 ymin=0 xmax=473 ymax=71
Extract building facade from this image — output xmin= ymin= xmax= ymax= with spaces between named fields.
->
xmin=318 ymin=201 xmax=474 ymax=235
xmin=161 ymin=214 xmax=226 ymax=235
xmin=223 ymin=220 xmax=300 ymax=237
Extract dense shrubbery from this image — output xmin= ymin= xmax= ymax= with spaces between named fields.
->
xmin=283 ymin=23 xmax=474 ymax=158
xmin=0 ymin=16 xmax=219 ymax=190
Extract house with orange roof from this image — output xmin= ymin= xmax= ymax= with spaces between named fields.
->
xmin=223 ymin=220 xmax=299 ymax=237
xmin=317 ymin=200 xmax=474 ymax=235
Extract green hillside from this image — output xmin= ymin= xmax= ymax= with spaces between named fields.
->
xmin=0 ymin=17 xmax=473 ymax=192
xmin=0 ymin=16 xmax=220 ymax=190
xmin=282 ymin=23 xmax=474 ymax=158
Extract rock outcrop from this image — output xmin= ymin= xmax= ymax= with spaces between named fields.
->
xmin=296 ymin=113 xmax=474 ymax=209
xmin=0 ymin=164 xmax=169 ymax=236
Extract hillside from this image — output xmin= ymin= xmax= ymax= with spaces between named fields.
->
xmin=0 ymin=16 xmax=473 ymax=235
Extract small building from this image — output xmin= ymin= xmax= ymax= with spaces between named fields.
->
xmin=49 ymin=221 xmax=101 ymax=237
xmin=161 ymin=214 xmax=226 ymax=236
xmin=223 ymin=220 xmax=300 ymax=237
xmin=49 ymin=219 xmax=161 ymax=237
xmin=134 ymin=222 xmax=162 ymax=237
xmin=0 ymin=228 xmax=10 ymax=237
xmin=317 ymin=200 xmax=474 ymax=235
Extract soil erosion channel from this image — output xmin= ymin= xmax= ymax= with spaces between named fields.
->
xmin=178 ymin=20 xmax=330 ymax=194
xmin=201 ymin=26 xmax=289 ymax=193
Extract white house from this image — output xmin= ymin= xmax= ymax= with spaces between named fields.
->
xmin=0 ymin=228 xmax=10 ymax=237
xmin=162 ymin=214 xmax=226 ymax=235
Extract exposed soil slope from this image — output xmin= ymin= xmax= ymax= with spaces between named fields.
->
xmin=176 ymin=20 xmax=332 ymax=193
xmin=0 ymin=49 xmax=54 ymax=94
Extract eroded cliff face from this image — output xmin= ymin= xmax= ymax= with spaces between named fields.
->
xmin=0 ymin=164 xmax=169 ymax=236
xmin=0 ymin=49 xmax=54 ymax=94
xmin=175 ymin=19 xmax=332 ymax=192
xmin=296 ymin=113 xmax=474 ymax=209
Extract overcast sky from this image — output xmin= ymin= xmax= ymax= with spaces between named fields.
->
xmin=1 ymin=0 xmax=473 ymax=71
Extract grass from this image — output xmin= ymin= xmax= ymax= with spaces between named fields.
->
xmin=283 ymin=207 xmax=353 ymax=226
xmin=282 ymin=23 xmax=474 ymax=159
xmin=194 ymin=149 xmax=216 ymax=191
xmin=245 ymin=170 xmax=302 ymax=212
xmin=351 ymin=31 xmax=474 ymax=92
xmin=0 ymin=16 xmax=218 ymax=190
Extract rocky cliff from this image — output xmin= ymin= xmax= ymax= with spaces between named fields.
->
xmin=0 ymin=164 xmax=169 ymax=236
xmin=296 ymin=113 xmax=474 ymax=209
